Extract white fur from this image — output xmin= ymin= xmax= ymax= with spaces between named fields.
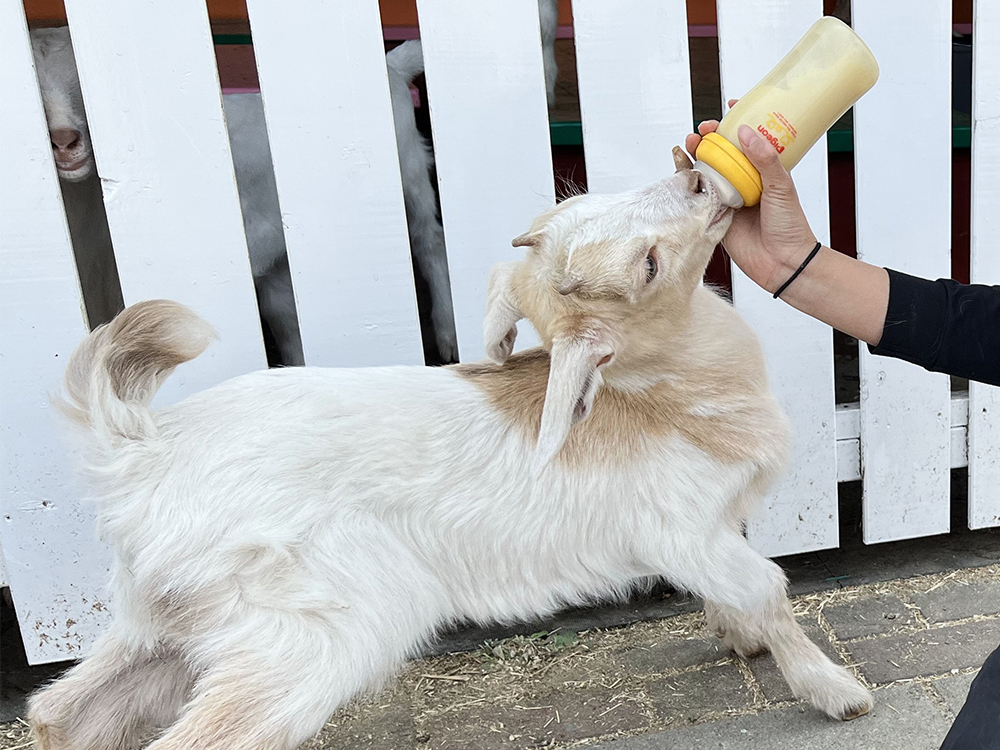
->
xmin=31 ymin=168 xmax=870 ymax=749
xmin=30 ymin=28 xmax=94 ymax=183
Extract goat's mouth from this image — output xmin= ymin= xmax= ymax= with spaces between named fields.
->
xmin=56 ymin=158 xmax=94 ymax=180
xmin=709 ymin=204 xmax=733 ymax=228
xmin=700 ymin=179 xmax=732 ymax=228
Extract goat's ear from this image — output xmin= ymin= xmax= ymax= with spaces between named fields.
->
xmin=672 ymin=145 xmax=694 ymax=172
xmin=484 ymin=262 xmax=524 ymax=364
xmin=534 ymin=326 xmax=615 ymax=473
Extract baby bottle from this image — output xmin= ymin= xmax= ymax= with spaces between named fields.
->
xmin=694 ymin=16 xmax=879 ymax=208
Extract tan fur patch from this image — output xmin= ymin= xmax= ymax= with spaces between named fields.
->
xmin=453 ymin=333 xmax=786 ymax=470
xmin=102 ymin=300 xmax=214 ymax=404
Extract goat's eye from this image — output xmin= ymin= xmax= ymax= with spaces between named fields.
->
xmin=645 ymin=249 xmax=658 ymax=283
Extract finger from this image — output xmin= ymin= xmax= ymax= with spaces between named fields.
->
xmin=697 ymin=119 xmax=719 ymax=136
xmin=727 ymin=98 xmax=739 ymax=108
xmin=684 ymin=133 xmax=701 ymax=157
xmin=737 ymin=124 xmax=793 ymax=192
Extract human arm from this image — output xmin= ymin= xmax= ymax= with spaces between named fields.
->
xmin=872 ymin=271 xmax=1000 ymax=386
xmin=686 ymin=115 xmax=1000 ymax=386
xmin=685 ymin=118 xmax=890 ymax=347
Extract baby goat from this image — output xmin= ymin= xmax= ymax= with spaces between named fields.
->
xmin=29 ymin=149 xmax=871 ymax=750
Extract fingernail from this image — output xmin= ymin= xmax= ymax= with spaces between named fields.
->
xmin=737 ymin=124 xmax=756 ymax=147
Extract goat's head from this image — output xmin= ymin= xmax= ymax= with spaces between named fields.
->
xmin=484 ymin=148 xmax=733 ymax=469
xmin=31 ymin=27 xmax=95 ymax=182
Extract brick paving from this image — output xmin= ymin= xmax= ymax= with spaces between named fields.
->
xmin=1 ymin=564 xmax=996 ymax=750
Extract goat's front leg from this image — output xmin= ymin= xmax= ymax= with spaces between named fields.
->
xmin=29 ymin=631 xmax=192 ymax=750
xmin=664 ymin=528 xmax=872 ymax=721
xmin=704 ymin=599 xmax=769 ymax=659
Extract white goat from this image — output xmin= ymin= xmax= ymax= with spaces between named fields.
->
xmin=29 ymin=26 xmax=122 ymax=330
xmin=29 ymin=149 xmax=871 ymax=750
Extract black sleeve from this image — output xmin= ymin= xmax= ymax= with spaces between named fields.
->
xmin=868 ymin=269 xmax=1000 ymax=386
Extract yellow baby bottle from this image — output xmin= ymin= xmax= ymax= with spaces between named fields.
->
xmin=694 ymin=16 xmax=879 ymax=208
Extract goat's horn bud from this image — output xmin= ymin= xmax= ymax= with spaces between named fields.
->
xmin=557 ymin=278 xmax=581 ymax=296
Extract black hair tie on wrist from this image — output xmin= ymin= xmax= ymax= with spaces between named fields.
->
xmin=773 ymin=241 xmax=822 ymax=299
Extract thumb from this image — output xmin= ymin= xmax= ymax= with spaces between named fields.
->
xmin=737 ymin=124 xmax=793 ymax=194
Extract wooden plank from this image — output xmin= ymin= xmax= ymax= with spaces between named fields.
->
xmin=415 ymin=0 xmax=554 ymax=361
xmin=853 ymin=0 xmax=952 ymax=543
xmin=0 ymin=3 xmax=112 ymax=664
xmin=836 ymin=397 xmax=971 ymax=482
xmin=63 ymin=0 xmax=266 ymax=405
xmin=571 ymin=0 xmax=692 ymax=193
xmin=716 ymin=0 xmax=839 ymax=556
xmin=968 ymin=0 xmax=1000 ymax=530
xmin=244 ymin=0 xmax=423 ymax=366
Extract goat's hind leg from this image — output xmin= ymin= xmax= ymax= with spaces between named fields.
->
xmin=29 ymin=632 xmax=192 ymax=750
xmin=669 ymin=530 xmax=872 ymax=721
xmin=145 ymin=621 xmax=405 ymax=750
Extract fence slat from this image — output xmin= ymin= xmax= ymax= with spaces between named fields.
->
xmin=969 ymin=0 xmax=1000 ymax=530
xmin=572 ymin=0 xmax=692 ymax=193
xmin=0 ymin=3 xmax=112 ymax=663
xmin=62 ymin=0 xmax=266 ymax=404
xmin=415 ymin=0 xmax=554 ymax=361
xmin=853 ymin=0 xmax=952 ymax=543
xmin=716 ymin=0 xmax=839 ymax=556
xmin=245 ymin=0 xmax=423 ymax=367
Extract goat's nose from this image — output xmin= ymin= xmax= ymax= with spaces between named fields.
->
xmin=50 ymin=127 xmax=81 ymax=151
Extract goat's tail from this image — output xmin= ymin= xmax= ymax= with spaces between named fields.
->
xmin=386 ymin=40 xmax=424 ymax=83
xmin=57 ymin=300 xmax=215 ymax=448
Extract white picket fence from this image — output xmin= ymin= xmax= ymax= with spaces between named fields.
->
xmin=1 ymin=0 xmax=997 ymax=665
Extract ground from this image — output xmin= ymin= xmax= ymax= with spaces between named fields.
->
xmin=2 ymin=562 xmax=996 ymax=750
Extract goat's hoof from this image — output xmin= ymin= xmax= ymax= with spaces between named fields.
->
xmin=736 ymin=645 xmax=769 ymax=659
xmin=816 ymin=679 xmax=873 ymax=722
xmin=798 ymin=664 xmax=873 ymax=721
xmin=839 ymin=701 xmax=872 ymax=721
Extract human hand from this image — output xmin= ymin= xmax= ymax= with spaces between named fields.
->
xmin=686 ymin=101 xmax=818 ymax=294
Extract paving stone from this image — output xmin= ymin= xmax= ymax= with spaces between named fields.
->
xmin=911 ymin=580 xmax=1000 ymax=624
xmin=749 ymin=623 xmax=843 ymax=704
xmin=304 ymin=694 xmax=415 ymax=750
xmin=931 ymin=671 xmax=979 ymax=716
xmin=430 ymin=588 xmax=701 ymax=657
xmin=847 ymin=620 xmax=998 ymax=684
xmin=646 ymin=664 xmax=750 ymax=724
xmin=823 ymin=594 xmax=915 ymax=640
xmin=590 ymin=683 xmax=951 ymax=750
xmin=617 ymin=636 xmax=729 ymax=674
xmin=415 ymin=686 xmax=649 ymax=749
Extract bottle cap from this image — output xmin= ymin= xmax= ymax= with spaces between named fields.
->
xmin=694 ymin=132 xmax=763 ymax=207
